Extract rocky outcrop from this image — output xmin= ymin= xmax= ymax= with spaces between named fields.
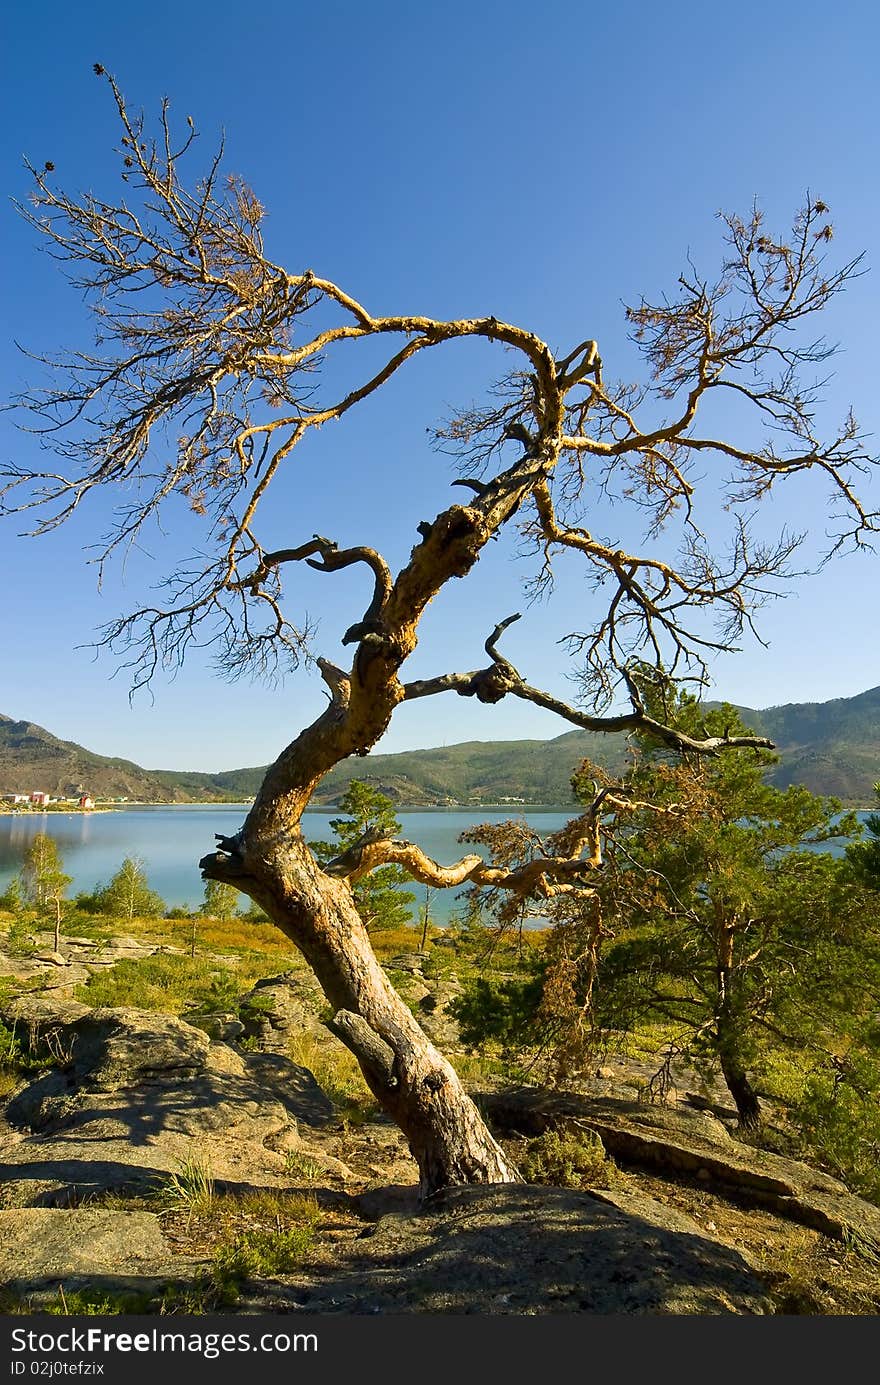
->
xmin=237 ymin=971 xmax=327 ymax=1055
xmin=0 ymin=934 xmax=166 ymax=995
xmin=0 ymin=1209 xmax=201 ymax=1295
xmin=0 ymin=994 xmax=334 ymax=1205
xmin=481 ymin=1087 xmax=880 ymax=1253
xmin=1 ymin=986 xmax=876 ymax=1314
xmin=279 ymin=1184 xmax=771 ymax=1314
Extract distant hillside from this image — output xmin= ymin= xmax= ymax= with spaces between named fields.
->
xmin=314 ymin=731 xmax=632 ymax=807
xmin=145 ymin=728 xmax=631 ymax=807
xmin=0 ymin=714 xmax=183 ymax=803
xmin=716 ymin=686 xmax=880 ymax=803
xmin=2 ymin=686 xmax=879 ymax=807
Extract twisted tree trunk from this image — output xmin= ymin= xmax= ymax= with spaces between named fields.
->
xmin=200 ymin=468 xmax=555 ymax=1196
xmin=203 ymin=826 xmax=518 ymax=1196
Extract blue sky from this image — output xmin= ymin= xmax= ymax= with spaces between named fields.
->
xmin=1 ymin=0 xmax=878 ymax=772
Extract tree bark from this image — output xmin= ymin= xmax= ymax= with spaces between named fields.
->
xmin=712 ymin=910 xmax=762 ymax=1129
xmin=202 ymin=828 xmax=519 ymax=1198
xmin=717 ymin=1041 xmax=762 ymax=1129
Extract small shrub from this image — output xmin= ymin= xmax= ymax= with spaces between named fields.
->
xmin=0 ymin=1286 xmax=154 ymax=1316
xmin=73 ymin=890 xmax=104 ymax=915
xmin=44 ymin=1287 xmax=152 ymax=1316
xmin=202 ymin=971 xmax=242 ymax=1013
xmin=4 ymin=915 xmax=37 ymax=957
xmin=521 ymin=1124 xmax=612 ymax=1190
xmin=450 ymin=973 xmax=545 ymax=1049
xmin=0 ymin=1019 xmax=58 ymax=1095
xmin=207 ymin=1190 xmax=320 ymax=1291
xmin=213 ymin=1224 xmax=314 ymax=1280
xmin=0 ymin=878 xmax=22 ymax=913
xmin=283 ymin=1149 xmax=323 ymax=1182
xmin=157 ymin=1277 xmax=239 ymax=1312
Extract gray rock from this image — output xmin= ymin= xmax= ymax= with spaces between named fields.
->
xmin=386 ymin=953 xmax=426 ymax=973
xmin=0 ymin=949 xmax=90 ymax=992
xmin=0 ymin=997 xmax=334 ymax=1205
xmin=182 ymin=1010 xmax=246 ymax=1043
xmin=105 ymin=936 xmax=151 ymax=952
xmin=239 ymin=971 xmax=327 ymax=1054
xmin=290 ymin=1184 xmax=771 ymax=1314
xmin=80 ymin=936 xmax=158 ymax=970
xmin=482 ymin=1086 xmax=880 ymax=1253
xmin=416 ymin=977 xmax=462 ymax=1047
xmin=0 ymin=950 xmax=45 ymax=985
xmin=0 ymin=1209 xmax=201 ymax=1293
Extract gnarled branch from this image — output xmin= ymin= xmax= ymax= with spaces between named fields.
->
xmin=404 ymin=618 xmax=775 ymax=756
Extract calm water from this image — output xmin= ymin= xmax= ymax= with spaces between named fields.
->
xmin=0 ymin=805 xmax=869 ymax=926
xmin=0 ymin=805 xmax=575 ymax=924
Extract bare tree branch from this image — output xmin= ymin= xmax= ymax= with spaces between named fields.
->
xmin=404 ymin=618 xmax=775 ymax=756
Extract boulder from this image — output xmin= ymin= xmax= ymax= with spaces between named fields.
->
xmin=287 ymin=1184 xmax=771 ymax=1314
xmin=182 ymin=1010 xmax=246 ymax=1043
xmin=0 ymin=1208 xmax=201 ymax=1294
xmin=238 ymin=971 xmax=327 ymax=1054
xmin=0 ymin=995 xmax=334 ymax=1205
xmin=416 ymin=977 xmax=462 ymax=1047
xmin=0 ymin=947 xmax=91 ymax=992
xmin=71 ymin=935 xmax=161 ymax=971
xmin=481 ymin=1086 xmax=880 ymax=1253
xmin=386 ymin=953 xmax=426 ymax=974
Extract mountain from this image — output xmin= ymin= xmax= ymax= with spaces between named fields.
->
xmin=1 ymin=687 xmax=879 ymax=808
xmin=147 ymin=728 xmax=632 ymax=806
xmin=0 ymin=714 xmax=187 ymax=803
xmin=710 ymin=685 xmax=880 ymax=803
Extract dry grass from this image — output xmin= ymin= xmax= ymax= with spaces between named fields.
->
xmin=287 ymin=1031 xmax=378 ymax=1120
xmin=73 ymin=950 xmax=293 ymax=1015
xmin=148 ymin=913 xmax=301 ymax=957
xmin=369 ymin=923 xmax=431 ymax=958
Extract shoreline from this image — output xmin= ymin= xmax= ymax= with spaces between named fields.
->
xmin=0 ymin=808 xmax=118 ymax=817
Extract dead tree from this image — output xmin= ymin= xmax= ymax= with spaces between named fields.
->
xmin=4 ymin=71 xmax=877 ymax=1196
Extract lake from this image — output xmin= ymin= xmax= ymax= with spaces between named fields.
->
xmin=0 ymin=805 xmax=576 ymax=925
xmin=0 ymin=805 xmax=870 ymax=927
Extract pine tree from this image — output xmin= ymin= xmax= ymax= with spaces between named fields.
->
xmin=845 ymin=781 xmax=880 ymax=888
xmin=584 ymin=691 xmax=870 ymax=1127
xmin=310 ymin=782 xmax=416 ymax=932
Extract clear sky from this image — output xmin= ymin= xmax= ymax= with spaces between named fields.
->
xmin=1 ymin=0 xmax=878 ymax=772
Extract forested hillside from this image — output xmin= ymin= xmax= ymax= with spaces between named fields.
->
xmin=2 ymin=686 xmax=879 ymax=806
